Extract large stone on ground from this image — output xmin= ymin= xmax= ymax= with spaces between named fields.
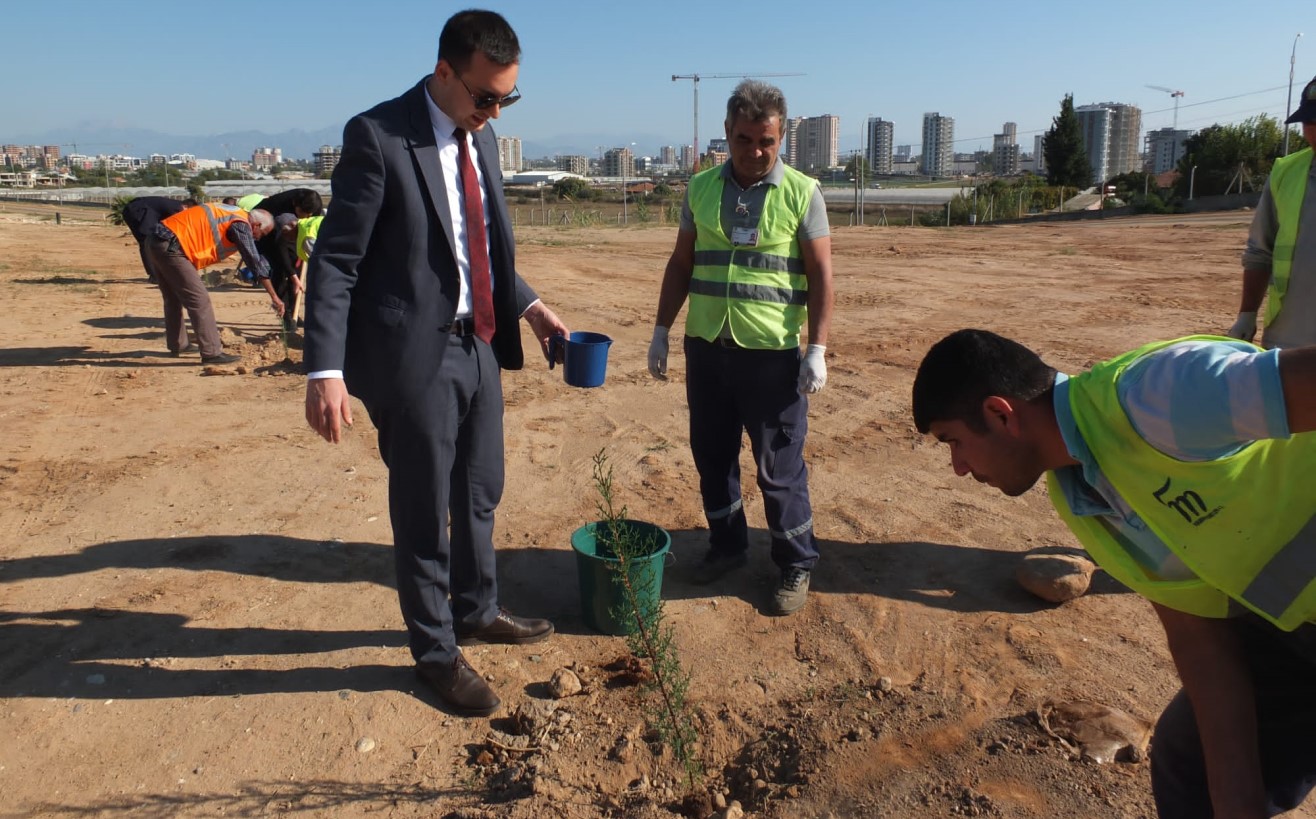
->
xmin=1016 ymin=550 xmax=1096 ymax=603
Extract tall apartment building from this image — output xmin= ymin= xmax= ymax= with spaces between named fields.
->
xmin=556 ymin=154 xmax=588 ymax=175
xmin=1033 ymin=135 xmax=1046 ymax=176
xmin=314 ymin=145 xmax=342 ymax=177
xmin=895 ymin=145 xmax=912 ymax=162
xmin=787 ymin=115 xmax=839 ymax=172
xmin=1076 ymin=102 xmax=1142 ymax=185
xmin=659 ymin=145 xmax=677 ymax=166
xmin=680 ymin=144 xmax=696 ymax=171
xmin=920 ymin=112 xmax=954 ymax=177
xmin=992 ymin=122 xmax=1020 ymax=176
xmin=866 ymin=117 xmax=894 ymax=174
xmin=496 ymin=136 xmax=522 ymax=173
xmin=602 ymin=146 xmax=635 ymax=178
xmin=1074 ymin=104 xmax=1113 ymax=185
xmin=704 ymin=137 xmax=729 ymax=167
xmin=1104 ymin=103 xmax=1141 ymax=177
xmin=252 ymin=146 xmax=282 ymax=170
xmin=1145 ymin=127 xmax=1191 ymax=174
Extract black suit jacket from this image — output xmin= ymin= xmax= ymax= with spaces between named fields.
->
xmin=305 ymin=79 xmax=536 ymax=408
xmin=123 ymin=196 xmax=186 ymax=241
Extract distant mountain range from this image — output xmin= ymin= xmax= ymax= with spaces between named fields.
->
xmin=8 ymin=124 xmax=685 ymax=162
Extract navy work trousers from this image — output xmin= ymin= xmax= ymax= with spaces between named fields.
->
xmin=1150 ymin=614 xmax=1316 ymax=817
xmin=683 ymin=336 xmax=819 ymax=570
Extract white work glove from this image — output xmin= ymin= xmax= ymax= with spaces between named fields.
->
xmin=648 ymin=325 xmax=669 ymax=379
xmin=798 ymin=344 xmax=827 ymax=394
xmin=1226 ymin=311 xmax=1257 ymax=342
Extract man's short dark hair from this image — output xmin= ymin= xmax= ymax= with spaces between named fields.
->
xmin=438 ymin=9 xmax=520 ymax=70
xmin=292 ymin=189 xmax=324 ymax=215
xmin=725 ymin=80 xmax=788 ymax=132
xmin=220 ymin=197 xmax=237 ymax=205
xmin=912 ymin=329 xmax=1057 ymax=433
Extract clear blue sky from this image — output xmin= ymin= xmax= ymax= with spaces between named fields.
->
xmin=4 ymin=0 xmax=1312 ymax=157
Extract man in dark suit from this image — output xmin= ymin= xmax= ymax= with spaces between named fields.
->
xmin=303 ymin=9 xmax=569 ymax=717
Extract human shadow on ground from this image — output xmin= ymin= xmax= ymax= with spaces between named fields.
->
xmin=13 ymin=276 xmax=144 ymax=286
xmin=84 ymin=316 xmax=164 ymax=329
xmin=0 ymin=531 xmax=1125 ymax=702
xmin=0 ymin=346 xmax=199 ymax=367
xmin=26 ymin=779 xmax=476 ymax=819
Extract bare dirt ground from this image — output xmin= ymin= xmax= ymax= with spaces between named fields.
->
xmin=2 ymin=205 xmax=1310 ymax=818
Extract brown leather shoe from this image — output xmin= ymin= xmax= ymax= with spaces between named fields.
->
xmin=456 ymin=607 xmax=554 ymax=646
xmin=414 ymin=654 xmax=500 ymax=717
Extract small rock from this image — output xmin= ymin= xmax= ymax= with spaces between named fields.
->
xmin=355 ymin=737 xmax=376 ymax=753
xmin=549 ymin=668 xmax=582 ymax=699
xmin=877 ymin=676 xmax=893 ymax=693
xmin=752 ymin=778 xmax=768 ymax=793
xmin=609 ymin=736 xmax=632 ymax=763
xmin=713 ymin=791 xmax=728 ymax=810
xmin=724 ymin=802 xmax=745 ymax=819
xmin=1016 ymin=551 xmax=1096 ymax=603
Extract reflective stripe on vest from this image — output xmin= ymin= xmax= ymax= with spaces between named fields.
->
xmin=1264 ymin=147 xmax=1313 ymax=325
xmin=161 ymin=203 xmax=247 ymax=270
xmin=1054 ymin=335 xmax=1316 ymax=629
xmin=685 ymin=164 xmax=815 ymax=349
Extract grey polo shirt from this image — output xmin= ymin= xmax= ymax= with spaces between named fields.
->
xmin=1241 ymin=157 xmax=1316 ymax=348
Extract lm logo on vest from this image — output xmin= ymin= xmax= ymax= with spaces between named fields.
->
xmin=1152 ymin=478 xmax=1224 ymax=526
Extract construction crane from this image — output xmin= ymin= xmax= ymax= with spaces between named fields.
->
xmin=1145 ymin=85 xmax=1186 ymax=129
xmin=671 ymin=72 xmax=804 ymax=164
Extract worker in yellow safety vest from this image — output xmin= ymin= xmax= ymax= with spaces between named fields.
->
xmin=913 ymin=328 xmax=1316 ymax=818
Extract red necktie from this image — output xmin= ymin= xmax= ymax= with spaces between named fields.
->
xmin=454 ymin=128 xmax=495 ymax=344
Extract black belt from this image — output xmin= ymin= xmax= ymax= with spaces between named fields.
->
xmin=447 ymin=317 xmax=477 ymax=337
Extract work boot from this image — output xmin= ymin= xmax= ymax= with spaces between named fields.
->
xmin=771 ymin=567 xmax=811 ymax=615
xmin=201 ymin=352 xmax=241 ymax=365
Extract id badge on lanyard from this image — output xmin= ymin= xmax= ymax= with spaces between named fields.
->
xmin=730 ymin=194 xmax=759 ymax=246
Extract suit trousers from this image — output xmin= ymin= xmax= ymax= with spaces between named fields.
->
xmin=366 ymin=333 xmax=504 ymax=666
xmin=683 ymin=336 xmax=819 ymax=570
xmin=1150 ymin=614 xmax=1316 ymax=817
xmin=143 ymin=235 xmax=223 ymax=356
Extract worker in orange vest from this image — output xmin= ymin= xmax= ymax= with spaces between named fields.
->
xmin=144 ymin=203 xmax=281 ymax=365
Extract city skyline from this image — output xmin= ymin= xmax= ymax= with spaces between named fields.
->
xmin=3 ymin=0 xmax=1311 ymax=160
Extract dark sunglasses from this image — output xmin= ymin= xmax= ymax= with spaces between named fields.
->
xmin=454 ymin=70 xmax=521 ymax=110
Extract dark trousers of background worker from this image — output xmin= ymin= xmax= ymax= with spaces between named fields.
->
xmin=1150 ymin=614 xmax=1316 ymax=817
xmin=257 ymin=231 xmax=298 ymax=332
xmin=683 ymin=335 xmax=819 ymax=570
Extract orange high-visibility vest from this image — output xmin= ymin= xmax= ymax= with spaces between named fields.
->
xmin=161 ymin=204 xmax=249 ymax=269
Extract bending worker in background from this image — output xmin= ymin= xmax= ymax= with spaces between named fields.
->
xmin=647 ymin=79 xmax=834 ymax=616
xmin=912 ymin=328 xmax=1316 ymax=818
xmin=145 ymin=203 xmax=282 ymax=365
xmin=1227 ymin=75 xmax=1316 ymax=348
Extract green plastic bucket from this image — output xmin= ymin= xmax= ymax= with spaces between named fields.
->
xmin=570 ymin=520 xmax=671 ymax=635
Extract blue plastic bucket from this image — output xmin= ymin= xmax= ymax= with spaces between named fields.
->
xmin=550 ymin=331 xmax=613 ymax=388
